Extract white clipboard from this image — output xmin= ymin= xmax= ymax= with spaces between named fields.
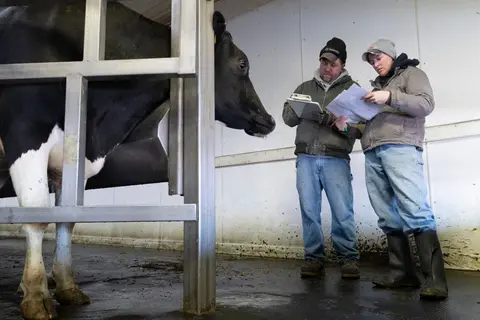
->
xmin=287 ymin=93 xmax=322 ymax=121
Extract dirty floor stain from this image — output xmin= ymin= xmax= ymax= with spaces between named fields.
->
xmin=0 ymin=237 xmax=479 ymax=319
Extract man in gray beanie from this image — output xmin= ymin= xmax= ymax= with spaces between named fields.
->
xmin=358 ymin=38 xmax=448 ymax=301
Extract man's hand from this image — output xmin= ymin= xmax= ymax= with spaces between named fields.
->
xmin=311 ymin=110 xmax=335 ymax=126
xmin=333 ymin=116 xmax=349 ymax=132
xmin=362 ymin=90 xmax=391 ymax=105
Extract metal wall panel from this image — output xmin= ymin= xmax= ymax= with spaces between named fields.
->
xmin=120 ymin=0 xmax=275 ymax=24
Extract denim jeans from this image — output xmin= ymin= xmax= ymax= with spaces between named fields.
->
xmin=295 ymin=153 xmax=359 ymax=263
xmin=364 ymin=144 xmax=437 ymax=235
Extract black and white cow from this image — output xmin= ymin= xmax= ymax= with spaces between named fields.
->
xmin=0 ymin=2 xmax=276 ymax=319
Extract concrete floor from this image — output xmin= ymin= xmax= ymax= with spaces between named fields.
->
xmin=0 ymin=238 xmax=479 ymax=320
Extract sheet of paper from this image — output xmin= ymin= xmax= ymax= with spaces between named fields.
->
xmin=326 ymin=102 xmax=364 ymax=124
xmin=326 ymin=84 xmax=383 ymax=123
xmin=287 ymin=95 xmax=322 ymax=121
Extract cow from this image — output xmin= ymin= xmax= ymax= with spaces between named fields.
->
xmin=0 ymin=2 xmax=276 ymax=319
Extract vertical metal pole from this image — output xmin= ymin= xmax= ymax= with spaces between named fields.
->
xmin=83 ymin=0 xmax=107 ymax=61
xmin=178 ymin=0 xmax=197 ymax=74
xmin=61 ymin=74 xmax=87 ymax=206
xmin=60 ymin=0 xmax=105 ymax=206
xmin=168 ymin=0 xmax=184 ymax=195
xmin=183 ymin=0 xmax=216 ymax=315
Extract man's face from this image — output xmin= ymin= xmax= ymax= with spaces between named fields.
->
xmin=367 ymin=52 xmax=393 ymax=77
xmin=319 ymin=57 xmax=344 ymax=83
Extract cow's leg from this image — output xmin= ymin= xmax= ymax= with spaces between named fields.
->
xmin=52 ymin=221 xmax=90 ymax=305
xmin=52 ymin=165 xmax=92 ymax=305
xmin=16 ymin=178 xmax=56 ymax=295
xmin=9 ymin=144 xmax=57 ymax=319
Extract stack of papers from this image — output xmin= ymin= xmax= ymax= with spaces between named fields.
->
xmin=326 ymin=84 xmax=383 ymax=124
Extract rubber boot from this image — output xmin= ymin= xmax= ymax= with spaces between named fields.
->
xmin=414 ymin=230 xmax=448 ymax=300
xmin=373 ymin=231 xmax=421 ymax=289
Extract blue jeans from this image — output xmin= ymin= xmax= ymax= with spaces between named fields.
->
xmin=296 ymin=153 xmax=359 ymax=263
xmin=364 ymin=144 xmax=437 ymax=235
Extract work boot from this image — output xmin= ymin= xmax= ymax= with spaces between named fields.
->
xmin=414 ymin=230 xmax=448 ymax=300
xmin=341 ymin=260 xmax=360 ymax=279
xmin=300 ymin=259 xmax=325 ymax=278
xmin=373 ymin=231 xmax=421 ymax=289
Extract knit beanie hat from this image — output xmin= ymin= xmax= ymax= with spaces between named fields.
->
xmin=319 ymin=37 xmax=347 ymax=64
xmin=362 ymin=38 xmax=397 ymax=62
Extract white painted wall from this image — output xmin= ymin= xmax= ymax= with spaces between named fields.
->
xmin=1 ymin=0 xmax=480 ymax=271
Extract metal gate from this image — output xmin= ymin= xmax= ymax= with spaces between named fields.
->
xmin=0 ymin=0 xmax=216 ymax=315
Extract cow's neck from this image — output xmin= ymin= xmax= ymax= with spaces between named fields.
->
xmin=77 ymin=76 xmax=170 ymax=160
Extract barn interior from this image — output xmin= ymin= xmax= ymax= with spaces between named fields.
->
xmin=1 ymin=0 xmax=479 ymax=319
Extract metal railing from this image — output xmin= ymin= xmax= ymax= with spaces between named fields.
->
xmin=0 ymin=0 xmax=216 ymax=315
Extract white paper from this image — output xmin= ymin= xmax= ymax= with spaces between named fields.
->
xmin=287 ymin=94 xmax=322 ymax=121
xmin=326 ymin=84 xmax=383 ymax=124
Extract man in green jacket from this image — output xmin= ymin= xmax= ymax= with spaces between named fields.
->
xmin=282 ymin=37 xmax=362 ymax=280
xmin=360 ymin=38 xmax=448 ymax=300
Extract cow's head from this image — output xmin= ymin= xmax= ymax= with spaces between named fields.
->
xmin=212 ymin=11 xmax=276 ymax=137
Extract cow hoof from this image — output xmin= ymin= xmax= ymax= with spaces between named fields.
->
xmin=54 ymin=287 xmax=91 ymax=306
xmin=20 ymin=294 xmax=57 ymax=320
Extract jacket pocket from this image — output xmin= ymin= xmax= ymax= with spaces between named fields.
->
xmin=402 ymin=118 xmax=423 ymax=144
xmin=370 ymin=113 xmax=404 ymax=140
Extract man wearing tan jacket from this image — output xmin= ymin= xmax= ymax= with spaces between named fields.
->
xmin=359 ymin=38 xmax=448 ymax=300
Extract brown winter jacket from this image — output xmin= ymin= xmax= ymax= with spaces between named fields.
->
xmin=361 ymin=53 xmax=434 ymax=152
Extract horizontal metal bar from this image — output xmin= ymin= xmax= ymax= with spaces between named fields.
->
xmin=0 ymin=204 xmax=197 ymax=224
xmin=0 ymin=57 xmax=188 ymax=82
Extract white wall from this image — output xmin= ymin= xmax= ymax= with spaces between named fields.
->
xmin=1 ymin=0 xmax=480 ymax=271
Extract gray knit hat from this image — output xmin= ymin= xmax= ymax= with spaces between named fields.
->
xmin=362 ymin=38 xmax=397 ymax=62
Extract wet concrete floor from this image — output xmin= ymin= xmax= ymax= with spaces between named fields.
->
xmin=0 ymin=237 xmax=479 ymax=320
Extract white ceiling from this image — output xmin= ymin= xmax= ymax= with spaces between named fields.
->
xmin=120 ymin=0 xmax=276 ymax=25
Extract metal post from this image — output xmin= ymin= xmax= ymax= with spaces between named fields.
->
xmin=83 ymin=0 xmax=106 ymax=61
xmin=61 ymin=74 xmax=88 ymax=206
xmin=183 ymin=0 xmax=216 ymax=315
xmin=60 ymin=0 xmax=106 ymax=207
xmin=168 ymin=0 xmax=184 ymax=195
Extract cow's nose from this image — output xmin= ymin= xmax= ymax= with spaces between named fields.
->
xmin=269 ymin=115 xmax=276 ymax=125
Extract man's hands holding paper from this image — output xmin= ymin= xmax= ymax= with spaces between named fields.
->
xmin=332 ymin=116 xmax=349 ymax=132
xmin=362 ymin=90 xmax=391 ymax=105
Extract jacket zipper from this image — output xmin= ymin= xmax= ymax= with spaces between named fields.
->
xmin=367 ymin=68 xmax=402 ymax=147
xmin=321 ymin=90 xmax=328 ymax=112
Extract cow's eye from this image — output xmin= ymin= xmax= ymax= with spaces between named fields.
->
xmin=238 ymin=59 xmax=248 ymax=73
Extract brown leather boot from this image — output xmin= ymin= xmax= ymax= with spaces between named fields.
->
xmin=300 ymin=259 xmax=325 ymax=278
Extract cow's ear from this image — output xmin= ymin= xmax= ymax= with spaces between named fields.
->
xmin=212 ymin=11 xmax=226 ymax=43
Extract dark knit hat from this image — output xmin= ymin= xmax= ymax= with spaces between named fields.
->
xmin=319 ymin=37 xmax=347 ymax=64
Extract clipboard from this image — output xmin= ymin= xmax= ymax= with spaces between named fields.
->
xmin=287 ymin=93 xmax=322 ymax=121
